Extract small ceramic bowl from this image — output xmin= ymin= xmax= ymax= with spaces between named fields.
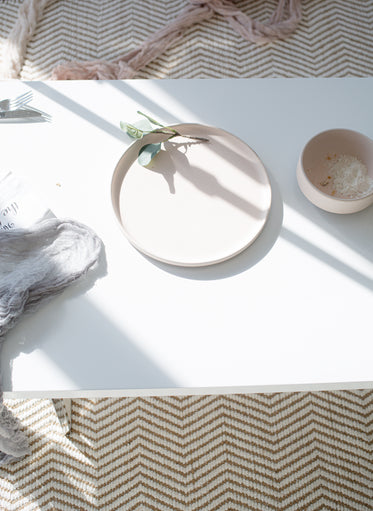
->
xmin=296 ymin=129 xmax=373 ymax=213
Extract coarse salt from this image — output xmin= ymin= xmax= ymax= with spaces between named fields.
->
xmin=327 ymin=154 xmax=373 ymax=199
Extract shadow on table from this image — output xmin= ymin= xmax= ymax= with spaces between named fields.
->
xmin=26 ymin=81 xmax=126 ymax=142
xmin=2 ymin=258 xmax=176 ymax=394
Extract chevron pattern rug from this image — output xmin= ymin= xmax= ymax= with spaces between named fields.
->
xmin=0 ymin=0 xmax=373 ymax=79
xmin=1 ymin=391 xmax=372 ymax=510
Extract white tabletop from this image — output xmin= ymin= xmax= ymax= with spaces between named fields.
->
xmin=1 ymin=78 xmax=372 ymax=398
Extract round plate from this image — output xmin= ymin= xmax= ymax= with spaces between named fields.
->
xmin=111 ymin=124 xmax=272 ymax=267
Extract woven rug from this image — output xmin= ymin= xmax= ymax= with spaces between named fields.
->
xmin=1 ymin=392 xmax=372 ymax=510
xmin=0 ymin=0 xmax=373 ymax=79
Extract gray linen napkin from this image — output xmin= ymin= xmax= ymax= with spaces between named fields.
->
xmin=0 ymin=172 xmax=103 ymax=463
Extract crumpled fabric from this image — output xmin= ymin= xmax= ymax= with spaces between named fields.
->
xmin=0 ymin=217 xmax=102 ymax=463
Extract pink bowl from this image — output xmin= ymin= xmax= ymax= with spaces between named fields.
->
xmin=296 ymin=129 xmax=373 ymax=214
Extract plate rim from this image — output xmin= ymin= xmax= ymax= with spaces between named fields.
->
xmin=111 ymin=123 xmax=272 ymax=267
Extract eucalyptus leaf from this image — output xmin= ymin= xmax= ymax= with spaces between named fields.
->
xmin=138 ymin=143 xmax=162 ymax=167
xmin=122 ymin=122 xmax=143 ymax=139
xmin=119 ymin=120 xmax=129 ymax=132
xmin=120 ymin=112 xmax=209 ymax=168
xmin=121 ymin=118 xmax=154 ymax=139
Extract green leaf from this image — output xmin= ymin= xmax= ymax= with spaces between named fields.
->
xmin=138 ymin=143 xmax=162 ymax=167
xmin=121 ymin=122 xmax=143 ymax=139
xmin=120 ymin=118 xmax=154 ymax=139
xmin=137 ymin=111 xmax=165 ymax=128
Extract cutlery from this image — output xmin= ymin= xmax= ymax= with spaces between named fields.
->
xmin=0 ymin=91 xmax=33 ymax=111
xmin=20 ymin=105 xmax=52 ymax=122
xmin=0 ymin=108 xmax=51 ymax=122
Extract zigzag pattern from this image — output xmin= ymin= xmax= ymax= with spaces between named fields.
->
xmin=0 ymin=0 xmax=21 ymax=64
xmin=1 ymin=0 xmax=372 ymax=79
xmin=0 ymin=391 xmax=372 ymax=510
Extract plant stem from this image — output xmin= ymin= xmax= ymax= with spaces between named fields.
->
xmin=137 ymin=111 xmax=165 ymax=127
xmin=174 ymin=133 xmax=209 ymax=142
xmin=152 ymin=128 xmax=209 ymax=143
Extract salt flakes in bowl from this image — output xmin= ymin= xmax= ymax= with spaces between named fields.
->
xmin=297 ymin=129 xmax=373 ymax=214
xmin=324 ymin=154 xmax=373 ymax=199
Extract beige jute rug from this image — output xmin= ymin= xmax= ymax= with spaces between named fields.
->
xmin=1 ymin=392 xmax=372 ymax=510
xmin=1 ymin=1 xmax=372 ymax=509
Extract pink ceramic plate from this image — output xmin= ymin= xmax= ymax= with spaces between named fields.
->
xmin=111 ymin=124 xmax=272 ymax=267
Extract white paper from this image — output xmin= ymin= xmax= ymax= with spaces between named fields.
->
xmin=0 ymin=170 xmax=52 ymax=230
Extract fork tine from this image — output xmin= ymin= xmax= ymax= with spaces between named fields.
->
xmin=16 ymin=91 xmax=33 ymax=103
xmin=0 ymin=91 xmax=33 ymax=111
xmin=10 ymin=91 xmax=33 ymax=108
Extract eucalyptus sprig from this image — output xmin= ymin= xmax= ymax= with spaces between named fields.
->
xmin=120 ymin=111 xmax=208 ymax=167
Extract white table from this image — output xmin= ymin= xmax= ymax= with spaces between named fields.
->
xmin=1 ymin=78 xmax=372 ymax=399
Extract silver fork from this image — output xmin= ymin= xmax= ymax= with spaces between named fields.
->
xmin=0 ymin=91 xmax=33 ymax=111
